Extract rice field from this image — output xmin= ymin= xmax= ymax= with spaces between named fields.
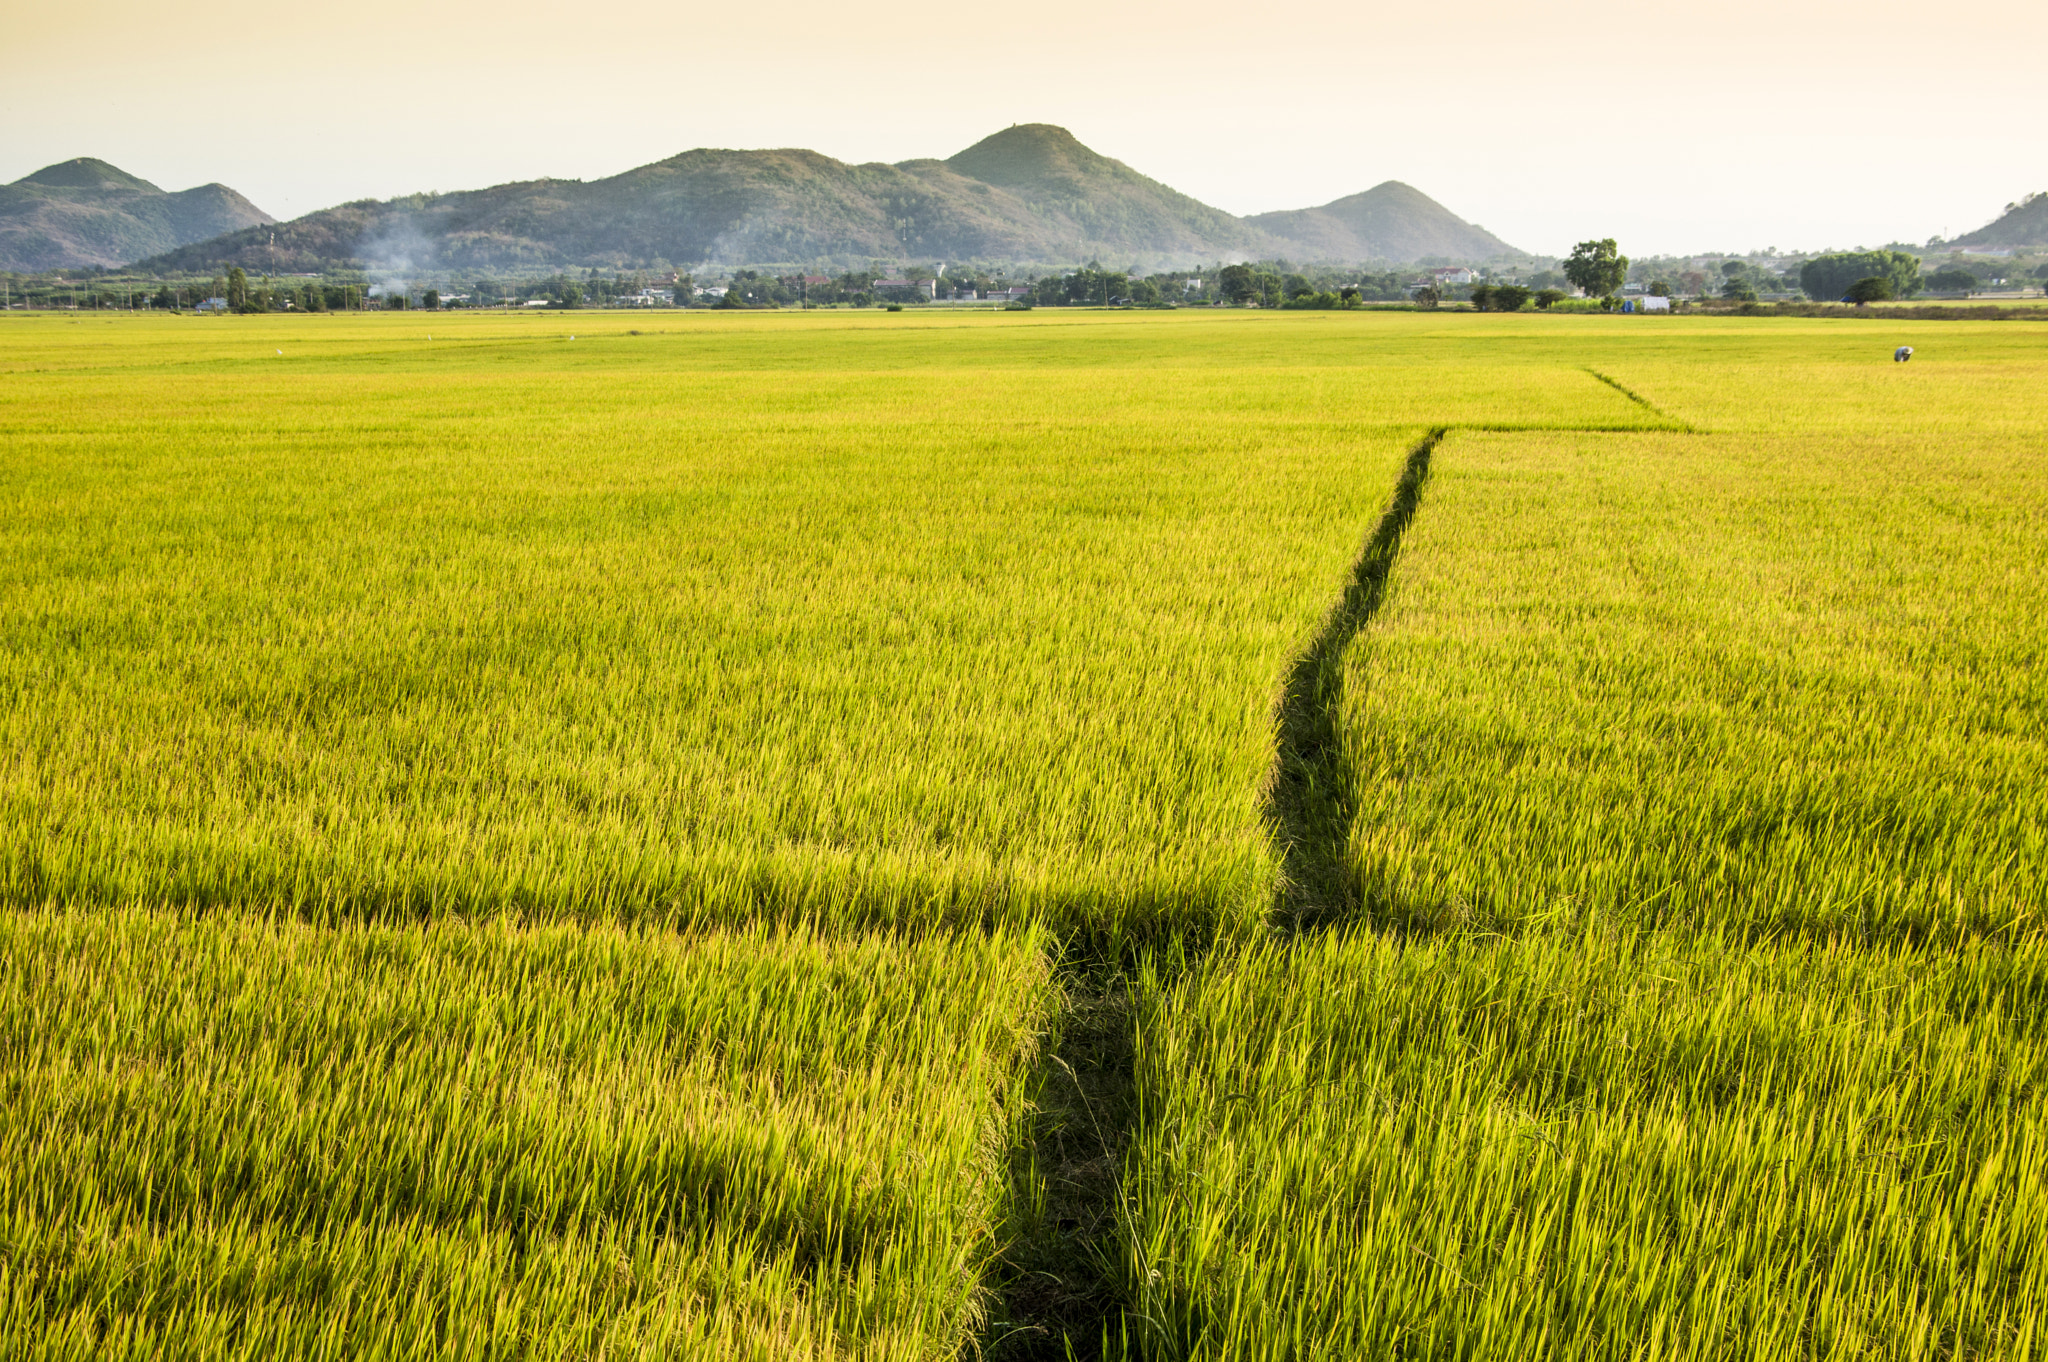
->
xmin=0 ymin=310 xmax=1659 ymax=937
xmin=1125 ymin=926 xmax=2048 ymax=1359
xmin=1 ymin=307 xmax=2042 ymax=1358
xmin=1122 ymin=325 xmax=2048 ymax=1358
xmin=1 ymin=910 xmax=1054 ymax=1359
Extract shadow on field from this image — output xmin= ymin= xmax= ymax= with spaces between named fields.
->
xmin=981 ymin=969 xmax=1139 ymax=1361
xmin=982 ymin=430 xmax=1442 ymax=1358
xmin=1265 ymin=428 xmax=1442 ymax=930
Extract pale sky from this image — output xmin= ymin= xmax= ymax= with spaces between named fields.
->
xmin=7 ymin=0 xmax=2043 ymax=258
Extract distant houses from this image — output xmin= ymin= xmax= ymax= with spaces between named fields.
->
xmin=1428 ymin=266 xmax=1477 ymax=287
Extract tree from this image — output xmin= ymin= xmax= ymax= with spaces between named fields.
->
xmin=1647 ymin=279 xmax=1672 ymax=297
xmin=1844 ymin=276 xmax=1894 ymax=305
xmin=155 ymin=285 xmax=177 ymax=310
xmin=1799 ymin=250 xmax=1920 ymax=302
xmin=226 ymin=267 xmax=249 ymax=312
xmin=559 ymin=281 xmax=583 ymax=308
xmin=1219 ymin=264 xmax=1258 ymax=305
xmin=1412 ymin=283 xmax=1441 ymax=309
xmin=1534 ymin=288 xmax=1567 ymax=310
xmin=1492 ymin=284 xmax=1532 ymax=312
xmin=1721 ymin=279 xmax=1758 ymax=302
xmin=1469 ymin=283 xmax=1495 ymax=311
xmin=423 ymin=288 xmax=440 ymax=310
xmin=1563 ymin=239 xmax=1628 ymax=299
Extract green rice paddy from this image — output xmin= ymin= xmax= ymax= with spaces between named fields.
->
xmin=2 ymin=307 xmax=2041 ymax=1358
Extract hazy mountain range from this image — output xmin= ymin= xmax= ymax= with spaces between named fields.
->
xmin=8 ymin=128 xmax=2042 ymax=276
xmin=8 ymin=126 xmax=1519 ymax=275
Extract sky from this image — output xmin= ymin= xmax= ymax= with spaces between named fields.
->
xmin=7 ymin=0 xmax=2044 ymax=259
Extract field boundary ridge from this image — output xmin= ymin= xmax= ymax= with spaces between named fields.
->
xmin=1265 ymin=428 xmax=1442 ymax=929
xmin=1585 ymin=368 xmax=1698 ymax=432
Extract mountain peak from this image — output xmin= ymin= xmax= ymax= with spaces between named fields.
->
xmin=945 ymin=124 xmax=1108 ymax=189
xmin=14 ymin=158 xmax=162 ymax=194
xmin=1248 ymin=179 xmax=1521 ymax=262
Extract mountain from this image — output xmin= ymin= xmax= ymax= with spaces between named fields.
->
xmin=937 ymin=124 xmax=1267 ymax=260
xmin=138 ymin=127 xmax=1270 ymax=276
xmin=132 ymin=126 xmax=1521 ymax=276
xmin=1949 ymin=193 xmax=2048 ymax=250
xmin=1247 ymin=181 xmax=1520 ymax=263
xmin=0 ymin=159 xmax=273 ymax=271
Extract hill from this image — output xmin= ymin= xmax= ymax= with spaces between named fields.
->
xmin=138 ymin=128 xmax=1270 ymax=276
xmin=1247 ymin=181 xmax=1520 ymax=263
xmin=0 ymin=159 xmax=273 ymax=271
xmin=1949 ymin=192 xmax=2048 ymax=250
xmin=131 ymin=128 xmax=1523 ymax=276
xmin=937 ymin=124 xmax=1268 ymax=260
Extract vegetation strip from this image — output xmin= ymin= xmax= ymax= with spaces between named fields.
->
xmin=1584 ymin=368 xmax=1698 ymax=431
xmin=1266 ymin=429 xmax=1443 ymax=927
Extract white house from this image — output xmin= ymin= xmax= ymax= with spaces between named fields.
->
xmin=1429 ymin=267 xmax=1478 ymax=286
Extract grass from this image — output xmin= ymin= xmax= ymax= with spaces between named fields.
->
xmin=1120 ymin=319 xmax=2048 ymax=1358
xmin=2 ymin=307 xmax=2044 ymax=1358
xmin=1126 ymin=927 xmax=2048 ymax=1360
xmin=0 ymin=908 xmax=1054 ymax=1359
xmin=3 ymin=309 xmax=1648 ymax=939
xmin=1341 ymin=427 xmax=2046 ymax=940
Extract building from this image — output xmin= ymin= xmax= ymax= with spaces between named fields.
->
xmin=1429 ymin=267 xmax=1478 ymax=287
xmin=194 ymin=296 xmax=229 ymax=312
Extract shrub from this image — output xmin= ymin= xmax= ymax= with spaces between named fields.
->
xmin=1468 ymin=284 xmax=1494 ymax=311
xmin=1492 ymin=284 xmax=1532 ymax=312
xmin=1534 ymin=288 xmax=1568 ymax=310
xmin=1844 ymin=276 xmax=1895 ymax=305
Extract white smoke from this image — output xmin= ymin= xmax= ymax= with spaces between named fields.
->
xmin=357 ymin=218 xmax=436 ymax=300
